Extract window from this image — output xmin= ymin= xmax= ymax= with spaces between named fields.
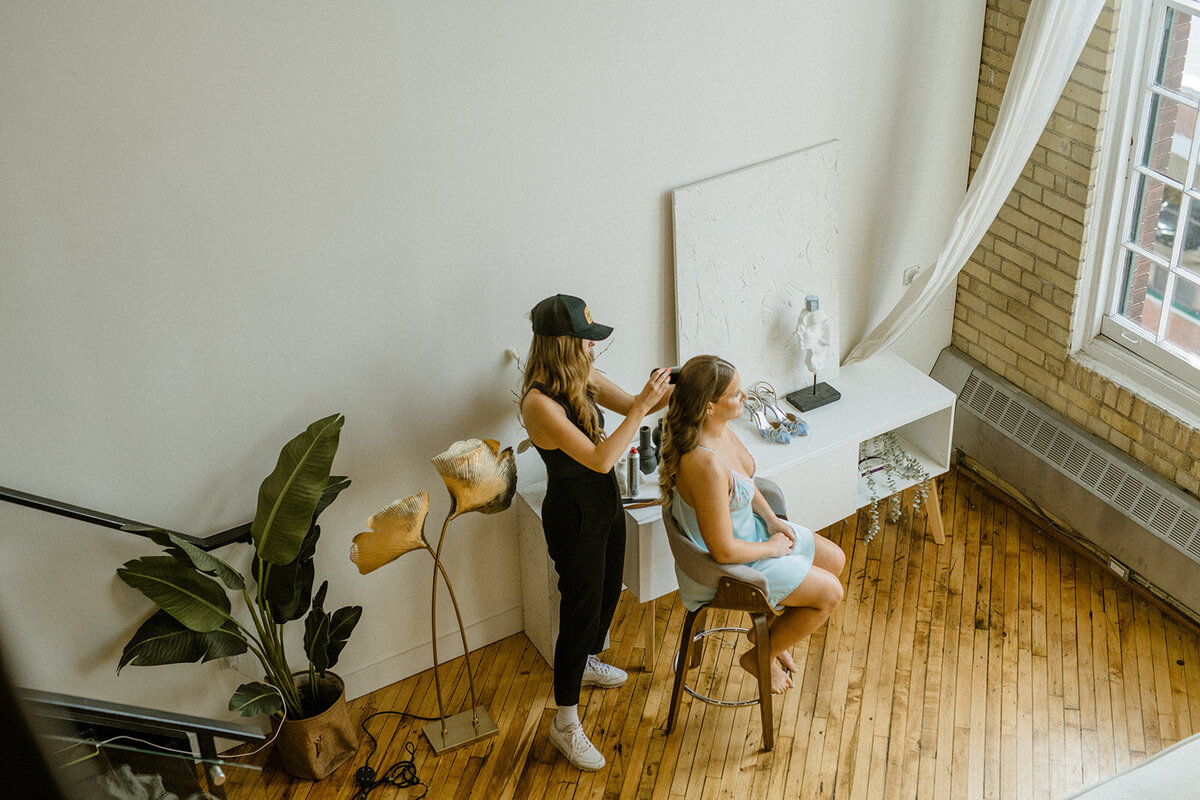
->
xmin=1106 ymin=0 xmax=1200 ymax=392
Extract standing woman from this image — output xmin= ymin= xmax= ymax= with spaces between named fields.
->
xmin=520 ymin=294 xmax=672 ymax=771
xmin=659 ymin=355 xmax=845 ymax=694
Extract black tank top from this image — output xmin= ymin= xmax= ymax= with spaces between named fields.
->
xmin=529 ymin=383 xmax=611 ymax=481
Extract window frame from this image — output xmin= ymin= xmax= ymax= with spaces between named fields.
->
xmin=1081 ymin=0 xmax=1200 ymax=419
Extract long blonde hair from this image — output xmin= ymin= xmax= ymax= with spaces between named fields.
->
xmin=520 ymin=334 xmax=604 ymax=444
xmin=658 ymin=355 xmax=736 ymax=504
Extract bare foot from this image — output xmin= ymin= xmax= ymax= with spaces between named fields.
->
xmin=745 ymin=630 xmax=796 ymax=675
xmin=739 ymin=649 xmax=792 ymax=694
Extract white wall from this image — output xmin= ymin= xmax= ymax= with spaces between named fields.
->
xmin=0 ymin=1 xmax=984 ymax=719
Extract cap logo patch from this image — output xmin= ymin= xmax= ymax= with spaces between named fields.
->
xmin=583 ymin=306 xmax=594 ymax=324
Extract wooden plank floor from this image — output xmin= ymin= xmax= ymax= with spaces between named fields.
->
xmin=222 ymin=466 xmax=1200 ymax=799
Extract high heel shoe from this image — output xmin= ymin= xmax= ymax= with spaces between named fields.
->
xmin=747 ymin=389 xmax=800 ymax=439
xmin=744 ymin=393 xmax=791 ymax=444
xmin=753 ymin=382 xmax=808 ymax=436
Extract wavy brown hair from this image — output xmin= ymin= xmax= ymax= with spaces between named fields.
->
xmin=520 ymin=334 xmax=604 ymax=444
xmin=658 ymin=355 xmax=736 ymax=505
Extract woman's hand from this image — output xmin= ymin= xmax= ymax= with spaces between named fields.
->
xmin=633 ymin=368 xmax=673 ymax=414
xmin=765 ymin=531 xmax=794 ymax=558
xmin=765 ymin=517 xmax=796 ymax=546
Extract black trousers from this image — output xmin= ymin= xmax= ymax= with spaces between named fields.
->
xmin=541 ymin=471 xmax=626 ymax=707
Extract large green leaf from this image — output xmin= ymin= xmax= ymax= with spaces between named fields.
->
xmin=303 ymin=582 xmax=332 ymax=669
xmin=266 ymin=557 xmax=315 ymax=624
xmin=303 ymin=582 xmax=362 ymax=672
xmin=229 ymin=682 xmax=283 ymax=718
xmin=252 ymin=414 xmax=343 ymax=566
xmin=254 ymin=478 xmax=341 ymax=580
xmin=257 ymin=524 xmax=320 ymax=624
xmin=323 ymin=605 xmax=362 ymax=671
xmin=295 ymin=520 xmax=322 ymax=564
xmin=163 ymin=533 xmax=245 ymax=591
xmin=118 ymin=610 xmax=246 ymax=671
xmin=314 ymin=476 xmax=351 ymax=522
xmin=253 ymin=474 xmax=346 ymax=621
xmin=117 ymin=556 xmax=232 ymax=632
xmin=124 ymin=525 xmax=246 ymax=591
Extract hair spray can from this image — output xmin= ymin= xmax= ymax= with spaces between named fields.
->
xmin=626 ymin=446 xmax=640 ymax=496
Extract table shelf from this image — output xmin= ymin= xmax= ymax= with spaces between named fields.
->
xmin=736 ymin=352 xmax=954 ymax=533
xmin=855 ymin=430 xmax=942 ymax=509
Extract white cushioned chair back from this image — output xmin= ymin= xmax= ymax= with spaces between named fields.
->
xmin=754 ymin=477 xmax=787 ymax=519
xmin=661 ymin=496 xmax=771 ymax=597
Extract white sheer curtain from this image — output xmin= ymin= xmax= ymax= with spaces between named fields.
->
xmin=844 ymin=0 xmax=1108 ymax=364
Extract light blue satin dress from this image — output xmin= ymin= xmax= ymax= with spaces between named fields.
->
xmin=670 ymin=446 xmax=815 ymax=611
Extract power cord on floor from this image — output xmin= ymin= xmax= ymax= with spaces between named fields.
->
xmin=352 ymin=710 xmax=437 ymax=799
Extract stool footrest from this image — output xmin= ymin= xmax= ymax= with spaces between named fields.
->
xmin=666 ymin=605 xmax=776 ymax=750
xmin=676 ymin=625 xmax=761 ymax=707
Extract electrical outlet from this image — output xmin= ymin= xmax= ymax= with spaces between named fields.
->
xmin=1108 ymin=558 xmax=1129 ymax=580
xmin=903 ymin=266 xmax=920 ymax=286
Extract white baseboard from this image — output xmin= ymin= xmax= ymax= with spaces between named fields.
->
xmin=340 ymin=604 xmax=525 ymax=702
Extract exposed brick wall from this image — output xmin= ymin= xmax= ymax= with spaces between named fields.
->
xmin=953 ymin=0 xmax=1200 ymax=498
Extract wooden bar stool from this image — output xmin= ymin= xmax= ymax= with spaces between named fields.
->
xmin=663 ymin=478 xmax=787 ymax=751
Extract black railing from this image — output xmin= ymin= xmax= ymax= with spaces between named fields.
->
xmin=20 ymin=688 xmax=267 ymax=800
xmin=0 ymin=486 xmax=251 ymax=551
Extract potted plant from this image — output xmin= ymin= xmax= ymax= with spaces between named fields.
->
xmin=114 ymin=413 xmax=363 ymax=780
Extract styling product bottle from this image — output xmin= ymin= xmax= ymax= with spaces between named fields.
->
xmin=626 ymin=446 xmax=640 ymax=496
xmin=639 ymin=425 xmax=657 ymax=474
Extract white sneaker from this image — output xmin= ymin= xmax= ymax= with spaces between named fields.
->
xmin=549 ymin=718 xmax=606 ymax=771
xmin=581 ymin=654 xmax=627 ymax=688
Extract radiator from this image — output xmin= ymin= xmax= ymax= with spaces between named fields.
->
xmin=930 ymin=346 xmax=1200 ymax=620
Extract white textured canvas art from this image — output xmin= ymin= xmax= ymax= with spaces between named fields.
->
xmin=672 ymin=140 xmax=840 ymax=394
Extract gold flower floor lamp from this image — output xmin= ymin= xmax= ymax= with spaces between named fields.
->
xmin=351 ymin=438 xmax=515 ymax=753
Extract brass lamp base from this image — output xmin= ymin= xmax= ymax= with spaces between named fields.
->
xmin=422 ymin=706 xmax=499 ymax=754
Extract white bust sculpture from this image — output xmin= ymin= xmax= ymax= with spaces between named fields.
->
xmin=796 ymin=294 xmax=833 ymax=374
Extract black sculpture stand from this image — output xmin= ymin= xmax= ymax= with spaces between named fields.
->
xmin=786 ymin=381 xmax=840 ymax=412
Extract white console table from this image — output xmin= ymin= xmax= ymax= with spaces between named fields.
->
xmin=741 ymin=352 xmax=955 ymax=539
xmin=515 ymin=352 xmax=954 ymax=668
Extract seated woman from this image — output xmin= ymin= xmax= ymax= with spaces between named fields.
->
xmin=659 ymin=355 xmax=846 ymax=694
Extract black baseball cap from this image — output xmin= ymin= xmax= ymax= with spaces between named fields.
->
xmin=531 ymin=294 xmax=613 ymax=340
